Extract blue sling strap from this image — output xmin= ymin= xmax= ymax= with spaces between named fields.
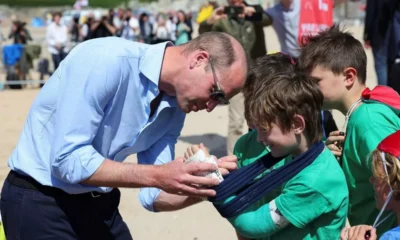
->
xmin=208 ymin=142 xmax=324 ymax=218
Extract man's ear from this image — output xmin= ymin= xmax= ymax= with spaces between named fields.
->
xmin=189 ymin=50 xmax=209 ymax=69
xmin=343 ymin=67 xmax=357 ymax=87
xmin=292 ymin=114 xmax=305 ymax=135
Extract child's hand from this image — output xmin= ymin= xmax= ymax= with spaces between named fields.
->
xmin=340 ymin=225 xmax=376 ymax=240
xmin=325 ymin=130 xmax=345 ymax=157
xmin=216 ymin=155 xmax=238 ymax=175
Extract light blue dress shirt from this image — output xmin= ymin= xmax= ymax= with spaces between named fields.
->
xmin=265 ymin=0 xmax=300 ymax=57
xmin=8 ymin=37 xmax=186 ymax=212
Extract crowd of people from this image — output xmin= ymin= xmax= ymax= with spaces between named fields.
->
xmin=43 ymin=7 xmax=194 ymax=75
xmin=2 ymin=0 xmax=400 ymax=240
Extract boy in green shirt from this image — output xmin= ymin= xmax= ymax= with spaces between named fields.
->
xmin=228 ymin=55 xmax=349 ymax=240
xmin=298 ymin=25 xmax=400 ymax=235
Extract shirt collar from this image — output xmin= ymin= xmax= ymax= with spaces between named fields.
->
xmin=139 ymin=41 xmax=178 ymax=109
xmin=139 ymin=41 xmax=173 ymax=88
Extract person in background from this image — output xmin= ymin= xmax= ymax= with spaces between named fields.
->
xmin=85 ymin=11 xmax=116 ymax=40
xmin=175 ymin=10 xmax=191 ymax=46
xmin=364 ymin=0 xmax=397 ymax=86
xmin=113 ymin=8 xmax=126 ymax=37
xmin=186 ymin=11 xmax=194 ymax=41
xmin=108 ymin=9 xmax=115 ymax=27
xmin=69 ymin=14 xmax=81 ymax=48
xmin=139 ymin=13 xmax=153 ymax=44
xmin=153 ymin=13 xmax=171 ymax=44
xmin=167 ymin=11 xmax=177 ymax=43
xmin=121 ymin=9 xmax=140 ymax=41
xmin=46 ymin=12 xmax=68 ymax=71
xmin=9 ymin=20 xmax=32 ymax=44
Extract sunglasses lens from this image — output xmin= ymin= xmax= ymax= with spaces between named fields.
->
xmin=211 ymin=91 xmax=229 ymax=105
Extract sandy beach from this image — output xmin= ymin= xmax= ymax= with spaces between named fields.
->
xmin=0 ymin=25 xmax=378 ymax=240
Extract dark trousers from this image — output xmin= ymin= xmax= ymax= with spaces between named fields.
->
xmin=1 ymin=171 xmax=132 ymax=240
xmin=51 ymin=50 xmax=67 ymax=71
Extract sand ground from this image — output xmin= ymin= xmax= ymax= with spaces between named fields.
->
xmin=0 ymin=25 xmax=377 ymax=240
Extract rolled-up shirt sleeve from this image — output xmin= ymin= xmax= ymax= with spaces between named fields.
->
xmin=137 ymin=111 xmax=185 ymax=211
xmin=50 ymin=45 xmax=122 ymax=184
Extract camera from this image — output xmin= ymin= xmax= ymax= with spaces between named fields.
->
xmin=224 ymin=6 xmax=244 ymax=18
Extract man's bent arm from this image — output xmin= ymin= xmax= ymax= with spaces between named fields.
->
xmin=50 ymin=45 xmax=122 ymax=184
xmin=81 ymin=159 xmax=159 ymax=188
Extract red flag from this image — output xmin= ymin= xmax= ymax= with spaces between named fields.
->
xmin=298 ymin=0 xmax=333 ymax=46
xmin=362 ymin=86 xmax=400 ymax=110
xmin=362 ymin=86 xmax=400 ymax=157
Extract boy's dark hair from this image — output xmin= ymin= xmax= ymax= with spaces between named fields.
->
xmin=245 ymin=72 xmax=324 ymax=143
xmin=298 ymin=25 xmax=367 ymax=84
xmin=244 ymin=53 xmax=296 ymax=99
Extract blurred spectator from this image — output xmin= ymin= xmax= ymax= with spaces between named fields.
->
xmin=186 ymin=11 xmax=194 ymax=40
xmin=81 ymin=13 xmax=93 ymax=40
xmin=113 ymin=8 xmax=126 ymax=37
xmin=121 ymin=9 xmax=140 ymax=41
xmin=364 ymin=0 xmax=397 ymax=86
xmin=166 ymin=12 xmax=177 ymax=43
xmin=85 ymin=11 xmax=116 ymax=40
xmin=46 ymin=12 xmax=68 ymax=71
xmin=175 ymin=10 xmax=191 ymax=45
xmin=69 ymin=14 xmax=81 ymax=47
xmin=108 ymin=9 xmax=115 ymax=26
xmin=0 ymin=19 xmax=4 ymax=47
xmin=9 ymin=20 xmax=32 ymax=44
xmin=139 ymin=13 xmax=153 ymax=44
xmin=153 ymin=13 xmax=171 ymax=43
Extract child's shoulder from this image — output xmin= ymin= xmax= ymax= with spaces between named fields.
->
xmin=290 ymin=148 xmax=347 ymax=196
xmin=349 ymin=102 xmax=400 ymax=135
xmin=352 ymin=102 xmax=399 ymax=125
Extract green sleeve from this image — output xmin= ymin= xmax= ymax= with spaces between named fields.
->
xmin=275 ymin=183 xmax=330 ymax=228
xmin=259 ymin=12 xmax=273 ymax=27
xmin=198 ymin=21 xmax=213 ymax=34
xmin=228 ymin=202 xmax=279 ymax=239
xmin=357 ymin=125 xmax=398 ymax=171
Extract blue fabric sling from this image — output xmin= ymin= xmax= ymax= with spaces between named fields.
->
xmin=208 ymin=142 xmax=325 ymax=218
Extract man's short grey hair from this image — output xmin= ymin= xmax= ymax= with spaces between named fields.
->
xmin=181 ymin=32 xmax=237 ymax=71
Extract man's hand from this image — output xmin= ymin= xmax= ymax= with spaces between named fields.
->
xmin=215 ymin=154 xmax=238 ymax=175
xmin=155 ymin=157 xmax=219 ymax=198
xmin=325 ymin=130 xmax=345 ymax=157
xmin=340 ymin=225 xmax=376 ymax=240
xmin=206 ymin=6 xmax=227 ymax=25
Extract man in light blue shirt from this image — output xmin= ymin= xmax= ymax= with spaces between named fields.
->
xmin=1 ymin=32 xmax=247 ymax=239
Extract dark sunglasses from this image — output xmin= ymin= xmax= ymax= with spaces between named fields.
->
xmin=209 ymin=57 xmax=229 ymax=105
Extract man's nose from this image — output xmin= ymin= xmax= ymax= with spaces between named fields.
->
xmin=206 ymin=100 xmax=218 ymax=112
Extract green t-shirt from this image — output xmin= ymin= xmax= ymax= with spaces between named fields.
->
xmin=230 ymin=130 xmax=349 ymax=240
xmin=343 ymin=101 xmax=400 ymax=235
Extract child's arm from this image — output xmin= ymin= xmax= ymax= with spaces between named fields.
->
xmin=153 ymin=192 xmax=203 ymax=212
xmin=152 ymin=144 xmax=236 ymax=212
xmin=229 ymin=183 xmax=330 ymax=239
